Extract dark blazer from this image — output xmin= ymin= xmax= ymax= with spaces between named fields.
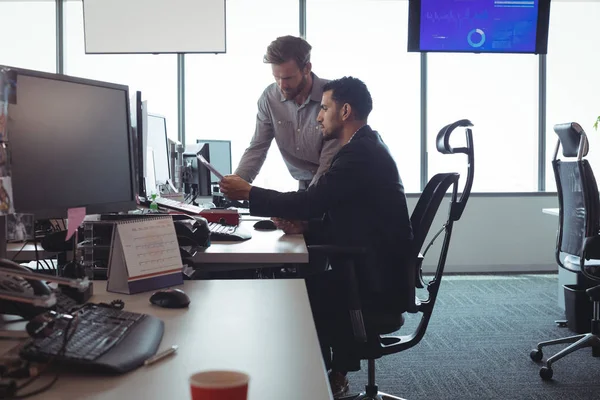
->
xmin=249 ymin=125 xmax=413 ymax=305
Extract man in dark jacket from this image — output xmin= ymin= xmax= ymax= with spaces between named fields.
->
xmin=220 ymin=76 xmax=412 ymax=397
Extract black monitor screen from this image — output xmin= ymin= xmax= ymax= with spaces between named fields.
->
xmin=7 ymin=67 xmax=136 ymax=219
xmin=408 ymin=0 xmax=551 ymax=54
xmin=183 ymin=143 xmax=211 ymax=197
xmin=147 ymin=114 xmax=170 ymax=186
xmin=196 ymin=139 xmax=231 ymax=183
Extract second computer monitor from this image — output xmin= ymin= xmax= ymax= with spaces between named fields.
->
xmin=183 ymin=143 xmax=212 ymax=198
xmin=147 ymin=114 xmax=170 ymax=186
xmin=196 ymin=139 xmax=231 ymax=183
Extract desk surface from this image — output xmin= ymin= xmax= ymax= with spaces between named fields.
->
xmin=6 ymin=280 xmax=332 ymax=400
xmin=193 ymin=220 xmax=308 ymax=265
xmin=6 ymin=242 xmax=61 ymax=262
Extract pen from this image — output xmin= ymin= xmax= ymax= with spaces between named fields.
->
xmin=144 ymin=345 xmax=178 ymax=366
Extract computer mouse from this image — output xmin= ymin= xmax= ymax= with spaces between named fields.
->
xmin=253 ymin=219 xmax=278 ymax=231
xmin=149 ymin=288 xmax=190 ymax=309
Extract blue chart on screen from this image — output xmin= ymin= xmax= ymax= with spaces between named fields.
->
xmin=420 ymin=0 xmax=540 ymax=53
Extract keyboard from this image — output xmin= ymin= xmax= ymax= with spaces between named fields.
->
xmin=152 ymin=197 xmax=204 ymax=215
xmin=208 ymin=222 xmax=252 ymax=242
xmin=20 ymin=303 xmax=164 ymax=374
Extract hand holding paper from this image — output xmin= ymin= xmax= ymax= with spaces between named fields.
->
xmin=219 ymin=175 xmax=252 ymax=201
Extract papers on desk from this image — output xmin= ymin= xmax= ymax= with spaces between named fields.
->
xmin=107 ymin=216 xmax=183 ymax=294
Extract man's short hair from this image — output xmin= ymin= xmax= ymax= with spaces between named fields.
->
xmin=323 ymin=77 xmax=373 ymax=121
xmin=264 ymin=36 xmax=312 ymax=70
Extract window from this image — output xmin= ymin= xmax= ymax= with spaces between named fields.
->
xmin=307 ymin=0 xmax=421 ymax=192
xmin=0 ymin=1 xmax=55 ymax=72
xmin=185 ymin=0 xmax=299 ymax=192
xmin=427 ymin=53 xmax=539 ymax=192
xmin=545 ymin=1 xmax=600 ymax=191
xmin=63 ymin=1 xmax=178 ymax=139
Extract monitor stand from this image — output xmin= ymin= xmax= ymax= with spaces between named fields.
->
xmin=158 ymin=180 xmax=179 ymax=196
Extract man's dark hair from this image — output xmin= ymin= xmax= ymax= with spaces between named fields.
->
xmin=323 ymin=76 xmax=373 ymax=120
xmin=264 ymin=36 xmax=312 ymax=70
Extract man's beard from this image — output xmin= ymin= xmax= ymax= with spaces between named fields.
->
xmin=282 ymin=74 xmax=308 ymax=100
xmin=322 ymin=126 xmax=340 ymax=141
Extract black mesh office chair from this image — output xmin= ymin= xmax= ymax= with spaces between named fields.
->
xmin=530 ymin=122 xmax=600 ymax=381
xmin=310 ymin=119 xmax=475 ymax=400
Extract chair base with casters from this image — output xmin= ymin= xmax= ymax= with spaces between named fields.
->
xmin=530 ymin=285 xmax=600 ymax=381
xmin=337 ymin=360 xmax=406 ymax=400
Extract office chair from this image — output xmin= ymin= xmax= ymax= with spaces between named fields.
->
xmin=309 ymin=119 xmax=475 ymax=399
xmin=530 ymin=122 xmax=600 ymax=381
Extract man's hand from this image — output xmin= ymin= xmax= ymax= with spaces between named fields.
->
xmin=219 ymin=174 xmax=252 ymax=201
xmin=272 ymin=218 xmax=307 ymax=235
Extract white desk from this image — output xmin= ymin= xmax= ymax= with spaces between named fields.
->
xmin=6 ymin=243 xmax=62 ymax=262
xmin=4 ymin=280 xmax=332 ymax=400
xmin=193 ymin=220 xmax=309 ymax=266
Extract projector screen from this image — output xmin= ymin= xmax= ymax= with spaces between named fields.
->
xmin=83 ymin=0 xmax=226 ymax=54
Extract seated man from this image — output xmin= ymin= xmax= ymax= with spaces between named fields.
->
xmin=220 ymin=76 xmax=413 ymax=397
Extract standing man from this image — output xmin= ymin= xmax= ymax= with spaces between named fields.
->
xmin=234 ymin=35 xmax=341 ymax=190
xmin=221 ymin=77 xmax=413 ymax=397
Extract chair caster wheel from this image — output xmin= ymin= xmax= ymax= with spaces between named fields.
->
xmin=540 ymin=367 xmax=553 ymax=381
xmin=530 ymin=349 xmax=543 ymax=362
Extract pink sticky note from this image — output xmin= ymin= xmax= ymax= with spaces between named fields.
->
xmin=66 ymin=207 xmax=86 ymax=241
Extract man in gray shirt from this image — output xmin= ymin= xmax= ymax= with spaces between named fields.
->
xmin=234 ymin=36 xmax=341 ymax=190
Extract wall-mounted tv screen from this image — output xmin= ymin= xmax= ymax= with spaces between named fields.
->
xmin=408 ymin=0 xmax=551 ymax=54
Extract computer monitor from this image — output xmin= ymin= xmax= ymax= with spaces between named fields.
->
xmin=407 ymin=0 xmax=551 ymax=54
xmin=147 ymin=114 xmax=170 ymax=186
xmin=130 ymin=91 xmax=147 ymax=198
xmin=6 ymin=66 xmax=137 ymax=219
xmin=196 ymin=139 xmax=231 ymax=183
xmin=182 ymin=143 xmax=211 ymax=198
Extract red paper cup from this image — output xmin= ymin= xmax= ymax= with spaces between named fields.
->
xmin=190 ymin=370 xmax=249 ymax=400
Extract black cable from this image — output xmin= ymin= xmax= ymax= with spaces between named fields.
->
xmin=10 ymin=241 xmax=29 ymax=262
xmin=43 ymin=259 xmax=54 ymax=271
xmin=33 ymin=236 xmax=41 ymax=272
xmin=11 ymin=314 xmax=80 ymax=399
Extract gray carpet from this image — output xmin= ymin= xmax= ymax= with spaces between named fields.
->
xmin=346 ymin=274 xmax=600 ymax=400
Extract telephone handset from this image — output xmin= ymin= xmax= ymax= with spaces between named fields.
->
xmin=0 ymin=258 xmax=52 ymax=319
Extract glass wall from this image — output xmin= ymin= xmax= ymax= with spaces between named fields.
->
xmin=427 ymin=53 xmax=539 ymax=192
xmin=307 ymin=0 xmax=421 ymax=192
xmin=185 ymin=0 xmax=299 ymax=192
xmin=63 ymin=1 xmax=178 ymax=139
xmin=545 ymin=1 xmax=600 ymax=191
xmin=0 ymin=1 xmax=56 ymax=72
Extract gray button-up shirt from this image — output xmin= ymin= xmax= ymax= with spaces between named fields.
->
xmin=235 ymin=73 xmax=341 ymax=187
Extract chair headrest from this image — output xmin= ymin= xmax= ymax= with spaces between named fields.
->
xmin=436 ymin=119 xmax=473 ymax=154
xmin=554 ymin=122 xmax=589 ymax=158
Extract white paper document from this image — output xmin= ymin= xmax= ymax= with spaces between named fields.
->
xmin=197 ymin=154 xmax=224 ymax=180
